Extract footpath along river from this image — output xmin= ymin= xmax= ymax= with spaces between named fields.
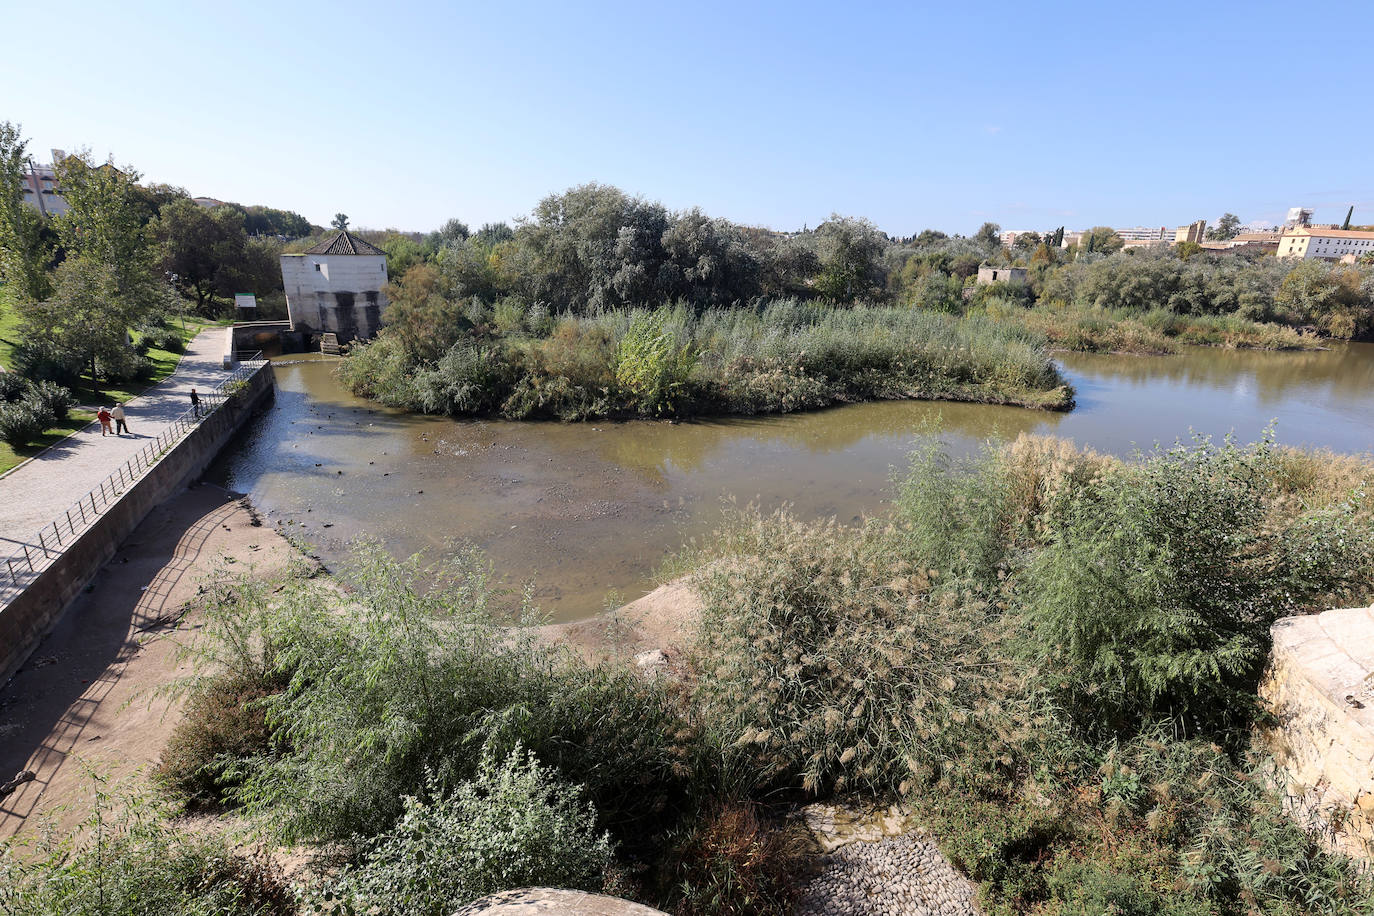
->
xmin=210 ymin=343 xmax=1374 ymax=621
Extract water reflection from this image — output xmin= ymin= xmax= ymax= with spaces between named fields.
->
xmin=212 ymin=345 xmax=1374 ymax=621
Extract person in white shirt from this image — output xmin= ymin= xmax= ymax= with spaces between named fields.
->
xmin=111 ymin=403 xmax=128 ymax=435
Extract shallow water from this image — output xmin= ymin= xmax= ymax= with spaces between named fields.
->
xmin=212 ymin=344 xmax=1374 ymax=621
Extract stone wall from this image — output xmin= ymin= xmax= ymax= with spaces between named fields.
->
xmin=0 ymin=365 xmax=275 ymax=682
xmin=1258 ymin=606 xmax=1374 ymax=861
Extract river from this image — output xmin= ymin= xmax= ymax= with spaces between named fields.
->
xmin=211 ymin=343 xmax=1374 ymax=620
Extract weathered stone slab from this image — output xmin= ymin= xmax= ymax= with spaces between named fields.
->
xmin=453 ymin=888 xmax=667 ymax=916
xmin=1259 ymin=605 xmax=1374 ymax=860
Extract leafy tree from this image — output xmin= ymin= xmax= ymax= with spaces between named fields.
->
xmin=1012 ymin=230 xmax=1042 ymax=254
xmin=913 ymin=229 xmax=948 ymax=246
xmin=436 ymin=218 xmax=470 ymax=246
xmin=1051 ymin=226 xmax=1064 ymax=248
xmin=814 ymin=215 xmax=886 ymax=301
xmin=382 ymin=263 xmax=468 ymax=361
xmin=473 ymin=221 xmax=514 ymax=246
xmin=1206 ymin=213 xmax=1241 ymax=241
xmin=19 ymin=257 xmax=144 ymax=388
xmin=331 ymin=213 xmax=349 ymax=230
xmin=660 ymin=207 xmax=760 ymax=306
xmin=153 ymin=198 xmax=269 ymax=312
xmin=974 ymin=221 xmax=1002 ymax=251
xmin=1080 ymin=226 xmax=1124 ymax=255
xmin=243 ymin=205 xmax=312 ymax=238
xmin=1343 ymin=206 xmax=1353 ymax=231
xmin=53 ymin=150 xmax=157 ymax=303
xmin=0 ymin=121 xmax=53 ymax=301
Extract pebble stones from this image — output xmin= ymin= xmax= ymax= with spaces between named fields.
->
xmin=797 ymin=803 xmax=981 ymax=916
xmin=797 ymin=832 xmax=980 ymax=916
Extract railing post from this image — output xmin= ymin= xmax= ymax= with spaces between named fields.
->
xmin=6 ymin=558 xmax=16 ymax=585
xmin=89 ymin=492 xmax=98 ymax=515
xmin=38 ymin=530 xmax=49 ymax=558
xmin=78 ymin=500 xmax=87 ymax=524
xmin=23 ymin=545 xmax=34 ymax=571
xmin=52 ymin=522 xmax=61 ymax=546
xmin=67 ymin=509 xmax=75 ymax=535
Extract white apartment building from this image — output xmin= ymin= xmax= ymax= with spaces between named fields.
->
xmin=1276 ymin=227 xmax=1374 ymax=262
xmin=1113 ymin=226 xmax=1170 ymax=242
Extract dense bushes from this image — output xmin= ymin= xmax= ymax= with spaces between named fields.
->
xmin=683 ymin=433 xmax=1374 ymax=913
xmin=171 ymin=548 xmax=698 ymax=851
xmin=0 ymin=377 xmax=74 ymax=446
xmin=322 ymin=749 xmax=614 ymax=916
xmin=340 ymin=300 xmax=1074 ymax=420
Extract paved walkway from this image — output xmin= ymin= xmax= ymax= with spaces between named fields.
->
xmin=0 ymin=330 xmax=231 ymax=545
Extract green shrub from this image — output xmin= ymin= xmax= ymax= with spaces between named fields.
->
xmin=0 ymin=372 xmax=26 ymax=402
xmin=28 ymin=380 xmax=73 ymax=423
xmin=412 ymin=340 xmax=511 ymax=414
xmin=1021 ymin=436 xmax=1374 ymax=737
xmin=96 ymin=347 xmax=154 ymax=383
xmin=9 ymin=338 xmax=82 ymax=385
xmin=200 ymin=545 xmax=697 ymax=847
xmin=141 ymin=326 xmax=186 ymax=353
xmin=0 ymin=794 xmax=294 ymax=916
xmin=0 ymin=400 xmax=54 ymax=447
xmin=323 ymin=748 xmax=613 ymax=916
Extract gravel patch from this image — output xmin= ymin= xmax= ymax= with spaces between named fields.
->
xmin=797 ymin=831 xmax=980 ymax=916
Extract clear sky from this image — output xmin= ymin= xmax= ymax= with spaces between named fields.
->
xmin=5 ymin=0 xmax=1371 ymax=235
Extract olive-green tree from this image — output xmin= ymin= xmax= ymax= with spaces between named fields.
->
xmin=0 ymin=121 xmax=53 ymax=302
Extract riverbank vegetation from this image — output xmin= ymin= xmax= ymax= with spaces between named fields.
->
xmin=339 ymin=301 xmax=1074 ymax=419
xmin=326 ymin=183 xmax=1371 ymax=419
xmin=9 ymin=434 xmax=1373 ymax=915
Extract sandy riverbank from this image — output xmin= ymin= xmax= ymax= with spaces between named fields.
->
xmin=0 ymin=483 xmax=301 ymax=840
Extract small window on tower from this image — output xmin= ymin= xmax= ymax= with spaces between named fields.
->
xmin=315 ymin=263 xmax=322 ymax=271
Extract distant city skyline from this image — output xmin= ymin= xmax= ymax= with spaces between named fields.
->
xmin=5 ymin=0 xmax=1371 ymax=236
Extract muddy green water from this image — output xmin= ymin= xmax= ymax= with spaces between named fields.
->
xmin=212 ymin=344 xmax=1374 ymax=621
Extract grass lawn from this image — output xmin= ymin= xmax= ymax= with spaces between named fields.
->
xmin=0 ymin=287 xmax=219 ymax=473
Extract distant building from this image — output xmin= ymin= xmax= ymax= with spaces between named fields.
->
xmin=18 ymin=150 xmax=71 ymax=217
xmin=1276 ymin=227 xmax=1374 ymax=262
xmin=976 ymin=266 xmax=1028 ymax=285
xmin=280 ymin=230 xmax=390 ymax=344
xmin=1114 ymin=226 xmax=1170 ymax=242
xmin=999 ymin=230 xmax=1031 ymax=249
xmin=1174 ymin=220 xmax=1207 ymax=245
xmin=1060 ymin=230 xmax=1086 ymax=249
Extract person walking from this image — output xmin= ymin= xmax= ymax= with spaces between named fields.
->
xmin=96 ymin=405 xmax=113 ymax=437
xmin=190 ymin=387 xmax=201 ymax=419
xmin=111 ymin=403 xmax=128 ymax=435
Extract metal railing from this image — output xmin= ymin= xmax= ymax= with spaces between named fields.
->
xmin=0 ymin=359 xmax=269 ymax=604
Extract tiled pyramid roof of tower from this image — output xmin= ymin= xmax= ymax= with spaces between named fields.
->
xmin=304 ymin=230 xmax=386 ymax=256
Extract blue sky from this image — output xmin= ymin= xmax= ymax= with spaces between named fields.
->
xmin=5 ymin=0 xmax=1371 ymax=235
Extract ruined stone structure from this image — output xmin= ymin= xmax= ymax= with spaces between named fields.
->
xmin=975 ymin=265 xmax=1027 ymax=285
xmin=1260 ymin=605 xmax=1374 ymax=861
xmin=280 ymin=230 xmax=389 ymax=345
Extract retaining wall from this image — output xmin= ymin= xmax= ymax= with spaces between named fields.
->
xmin=0 ymin=364 xmax=275 ymax=683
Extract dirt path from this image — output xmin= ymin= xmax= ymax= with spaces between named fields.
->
xmin=0 ymin=483 xmax=298 ymax=840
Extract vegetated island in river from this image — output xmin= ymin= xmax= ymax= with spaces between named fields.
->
xmin=339 ymin=301 xmax=1076 ymax=420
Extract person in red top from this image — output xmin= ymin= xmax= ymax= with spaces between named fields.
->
xmin=96 ymin=405 xmax=113 ymax=437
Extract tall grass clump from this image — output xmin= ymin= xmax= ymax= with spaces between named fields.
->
xmin=689 ymin=509 xmax=1030 ymax=799
xmin=341 ymin=300 xmax=1074 ymax=420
